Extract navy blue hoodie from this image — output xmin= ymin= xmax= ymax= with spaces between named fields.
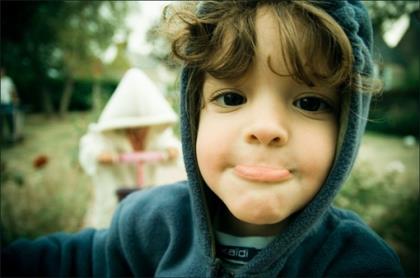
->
xmin=2 ymin=1 xmax=404 ymax=277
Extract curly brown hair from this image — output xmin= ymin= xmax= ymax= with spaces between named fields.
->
xmin=160 ymin=0 xmax=379 ymax=139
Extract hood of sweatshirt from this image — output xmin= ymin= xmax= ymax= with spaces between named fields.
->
xmin=179 ymin=0 xmax=374 ymax=272
xmin=91 ymin=68 xmax=178 ymax=133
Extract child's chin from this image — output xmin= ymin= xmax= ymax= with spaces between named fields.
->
xmin=231 ymin=205 xmax=288 ymax=226
xmin=242 ymin=214 xmax=286 ymax=226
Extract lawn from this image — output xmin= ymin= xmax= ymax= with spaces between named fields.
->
xmin=1 ymin=112 xmax=419 ymax=276
xmin=337 ymin=132 xmax=419 ymax=276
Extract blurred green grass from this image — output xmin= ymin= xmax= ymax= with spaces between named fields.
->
xmin=1 ymin=112 xmax=94 ymax=240
xmin=1 ymin=112 xmax=418 ymax=276
xmin=336 ymin=132 xmax=419 ymax=276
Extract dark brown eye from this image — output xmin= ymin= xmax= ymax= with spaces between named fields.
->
xmin=214 ymin=92 xmax=246 ymax=107
xmin=293 ymin=97 xmax=331 ymax=112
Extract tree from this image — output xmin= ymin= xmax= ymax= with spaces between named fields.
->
xmin=364 ymin=1 xmax=418 ymax=35
xmin=1 ymin=1 xmax=129 ymax=116
xmin=54 ymin=2 xmax=130 ymax=116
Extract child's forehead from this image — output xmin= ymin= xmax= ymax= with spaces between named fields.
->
xmin=192 ymin=2 xmax=353 ymax=93
xmin=214 ymin=5 xmax=331 ymax=84
xmin=263 ymin=7 xmax=332 ymax=70
xmin=208 ymin=17 xmax=324 ymax=85
xmin=254 ymin=8 xmax=296 ymax=71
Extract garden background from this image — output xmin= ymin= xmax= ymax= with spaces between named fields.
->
xmin=1 ymin=1 xmax=419 ymax=276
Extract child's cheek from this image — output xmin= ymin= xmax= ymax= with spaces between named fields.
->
xmin=196 ymin=116 xmax=233 ymax=188
xmin=197 ymin=130 xmax=224 ymax=179
xmin=297 ymin=137 xmax=337 ymax=192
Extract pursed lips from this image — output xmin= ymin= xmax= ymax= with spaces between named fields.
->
xmin=234 ymin=164 xmax=292 ymax=183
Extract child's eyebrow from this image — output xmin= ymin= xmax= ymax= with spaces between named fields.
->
xmin=204 ymin=73 xmax=246 ymax=88
xmin=311 ymin=87 xmax=341 ymax=106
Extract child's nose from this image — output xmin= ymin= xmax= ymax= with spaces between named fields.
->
xmin=244 ymin=120 xmax=289 ymax=147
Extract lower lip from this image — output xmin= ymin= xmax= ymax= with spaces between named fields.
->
xmin=234 ymin=165 xmax=292 ymax=182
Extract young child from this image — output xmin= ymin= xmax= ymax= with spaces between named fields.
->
xmin=1 ymin=1 xmax=404 ymax=276
xmin=79 ymin=68 xmax=186 ymax=228
xmin=0 ymin=67 xmax=20 ymax=143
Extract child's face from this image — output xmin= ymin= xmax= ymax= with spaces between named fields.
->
xmin=196 ymin=7 xmax=339 ymax=228
xmin=126 ymin=127 xmax=149 ymax=151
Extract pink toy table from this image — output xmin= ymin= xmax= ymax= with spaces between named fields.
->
xmin=115 ymin=150 xmax=166 ymax=201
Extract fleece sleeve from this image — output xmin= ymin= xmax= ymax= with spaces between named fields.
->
xmin=312 ymin=209 xmax=405 ymax=277
xmin=1 ymin=229 xmax=99 ymax=277
xmin=323 ymin=223 xmax=405 ymax=277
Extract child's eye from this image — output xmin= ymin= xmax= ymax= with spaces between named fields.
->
xmin=212 ymin=92 xmax=247 ymax=107
xmin=293 ymin=97 xmax=332 ymax=112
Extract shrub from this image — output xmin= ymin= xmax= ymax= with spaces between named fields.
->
xmin=336 ymin=161 xmax=419 ymax=276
